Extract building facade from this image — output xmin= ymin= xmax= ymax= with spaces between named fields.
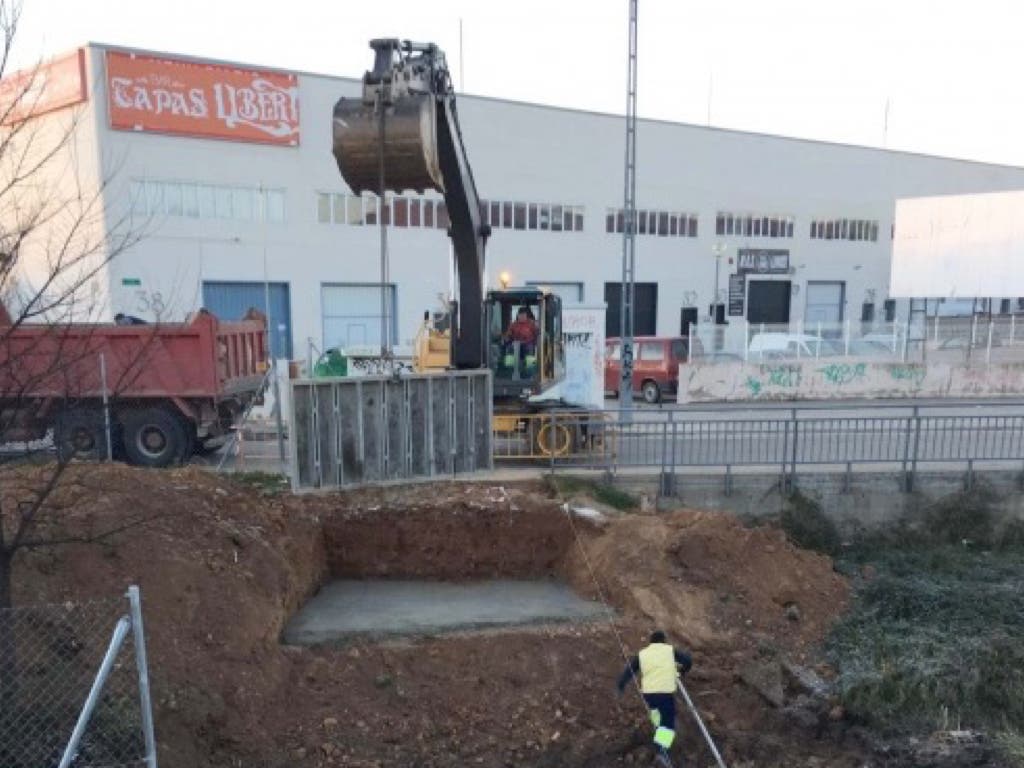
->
xmin=14 ymin=43 xmax=1024 ymax=360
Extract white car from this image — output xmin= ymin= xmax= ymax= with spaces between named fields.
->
xmin=747 ymin=332 xmax=839 ymax=359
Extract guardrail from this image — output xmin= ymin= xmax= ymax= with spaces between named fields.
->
xmin=502 ymin=403 xmax=1024 ymax=491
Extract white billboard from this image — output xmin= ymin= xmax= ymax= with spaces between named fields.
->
xmin=890 ymin=189 xmax=1024 ymax=298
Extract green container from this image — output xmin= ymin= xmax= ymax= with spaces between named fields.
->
xmin=314 ymin=348 xmax=348 ymax=378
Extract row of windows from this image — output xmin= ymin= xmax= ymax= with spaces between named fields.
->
xmin=317 ymin=192 xmax=585 ymax=233
xmin=715 ymin=211 xmax=795 ymax=239
xmin=482 ymin=200 xmax=584 ymax=232
xmin=130 ymin=179 xmax=286 ymax=223
xmin=317 ymin=192 xmax=452 ymax=229
xmin=810 ymin=218 xmax=880 ymax=242
xmin=605 ymin=209 xmax=699 ymax=238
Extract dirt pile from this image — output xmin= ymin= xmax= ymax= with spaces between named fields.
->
xmin=566 ymin=509 xmax=849 ymax=657
xmin=6 ymin=468 xmax=861 ymax=767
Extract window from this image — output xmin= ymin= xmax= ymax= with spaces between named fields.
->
xmin=514 ymin=202 xmax=527 ymax=230
xmin=346 ymin=196 xmax=364 ymax=226
xmin=409 ymin=198 xmax=421 ymax=227
xmin=215 ymin=187 xmax=232 ymax=219
xmin=607 ymin=342 xmax=620 ymax=361
xmin=198 ymin=185 xmax=216 ymax=219
xmin=233 ymin=187 xmax=254 ymax=220
xmin=639 ymin=342 xmax=665 ymax=361
xmin=551 ymin=205 xmax=564 ymax=232
xmin=182 ymin=184 xmax=199 ymax=218
xmin=809 ymin=216 xmax=881 ymax=242
xmin=393 ymin=197 xmax=409 ymax=227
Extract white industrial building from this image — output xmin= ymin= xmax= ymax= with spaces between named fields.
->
xmin=12 ymin=42 xmax=1024 ymax=362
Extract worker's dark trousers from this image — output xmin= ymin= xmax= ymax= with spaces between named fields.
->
xmin=643 ymin=692 xmax=676 ymax=747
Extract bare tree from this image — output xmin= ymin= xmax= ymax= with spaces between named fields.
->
xmin=0 ymin=1 xmax=160 ymax=718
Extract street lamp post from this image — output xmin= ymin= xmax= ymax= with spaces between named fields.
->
xmin=711 ymin=243 xmax=727 ymax=350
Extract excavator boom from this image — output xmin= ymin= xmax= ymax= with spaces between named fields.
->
xmin=333 ymin=39 xmax=489 ymax=368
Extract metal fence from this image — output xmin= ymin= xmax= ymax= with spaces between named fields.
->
xmin=509 ymin=404 xmax=1024 ymax=489
xmin=689 ymin=315 xmax=1024 ymax=366
xmin=291 ymin=370 xmax=492 ymax=489
xmin=0 ymin=586 xmax=157 ymax=768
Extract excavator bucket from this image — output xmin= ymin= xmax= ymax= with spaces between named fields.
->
xmin=332 ymin=95 xmax=445 ymax=196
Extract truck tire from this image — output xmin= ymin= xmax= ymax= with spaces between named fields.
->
xmin=55 ymin=409 xmax=108 ymax=463
xmin=120 ymin=407 xmax=191 ymax=468
xmin=641 ymin=380 xmax=661 ymax=404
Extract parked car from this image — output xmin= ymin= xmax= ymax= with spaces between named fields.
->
xmin=604 ymin=336 xmax=701 ymax=404
xmin=747 ymin=332 xmax=840 ymax=359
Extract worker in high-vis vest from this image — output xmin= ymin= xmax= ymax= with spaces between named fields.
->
xmin=617 ymin=630 xmax=693 ymax=762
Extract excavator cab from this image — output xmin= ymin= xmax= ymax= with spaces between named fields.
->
xmin=486 ymin=288 xmax=564 ymax=402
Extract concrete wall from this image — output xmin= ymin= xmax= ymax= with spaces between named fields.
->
xmin=677 ymin=359 xmax=1024 ymax=402
xmin=604 ymin=469 xmax=1024 ymax=539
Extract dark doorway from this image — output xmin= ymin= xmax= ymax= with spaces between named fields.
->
xmin=746 ymin=280 xmax=791 ymax=325
xmin=605 ymin=282 xmax=658 ymax=338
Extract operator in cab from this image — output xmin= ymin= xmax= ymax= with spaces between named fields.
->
xmin=504 ymin=306 xmax=539 ymax=350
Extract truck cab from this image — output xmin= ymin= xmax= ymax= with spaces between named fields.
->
xmin=485 ymin=287 xmax=564 ymax=404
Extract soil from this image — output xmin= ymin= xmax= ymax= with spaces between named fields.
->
xmin=5 ymin=466 xmax=881 ymax=767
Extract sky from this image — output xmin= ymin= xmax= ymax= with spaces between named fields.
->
xmin=9 ymin=0 xmax=1024 ymax=167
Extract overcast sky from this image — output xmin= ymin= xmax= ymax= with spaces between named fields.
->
xmin=10 ymin=0 xmax=1024 ymax=167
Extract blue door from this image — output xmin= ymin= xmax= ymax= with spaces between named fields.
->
xmin=202 ymin=281 xmax=293 ymax=359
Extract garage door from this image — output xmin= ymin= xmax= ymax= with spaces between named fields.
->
xmin=804 ymin=281 xmax=845 ymax=326
xmin=604 ymin=282 xmax=658 ymax=337
xmin=321 ymin=283 xmax=397 ymax=351
xmin=202 ymin=281 xmax=292 ymax=358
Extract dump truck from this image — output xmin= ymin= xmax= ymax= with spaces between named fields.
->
xmin=0 ymin=305 xmax=267 ymax=467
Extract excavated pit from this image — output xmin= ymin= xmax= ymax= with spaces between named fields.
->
xmin=284 ymin=488 xmax=610 ymax=643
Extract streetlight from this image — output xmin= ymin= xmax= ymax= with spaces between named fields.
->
xmin=711 ymin=242 xmax=727 ymax=319
xmin=711 ymin=243 xmax=727 ymax=351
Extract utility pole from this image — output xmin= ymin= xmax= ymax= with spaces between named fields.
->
xmin=619 ymin=0 xmax=638 ymax=419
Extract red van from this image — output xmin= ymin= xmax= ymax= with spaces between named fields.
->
xmin=604 ymin=336 xmax=701 ymax=404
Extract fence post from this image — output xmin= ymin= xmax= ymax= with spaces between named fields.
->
xmin=908 ymin=406 xmax=921 ymax=493
xmin=790 ymin=409 xmax=798 ymax=493
xmin=127 ymin=586 xmax=159 ymax=768
xmin=99 ymin=354 xmax=112 ymax=462
xmin=548 ymin=412 xmax=557 ymax=474
xmin=58 ymin=617 xmax=132 ymax=768
xmin=901 ymin=407 xmax=916 ymax=492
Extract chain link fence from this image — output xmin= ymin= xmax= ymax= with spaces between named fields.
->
xmin=0 ymin=587 xmax=156 ymax=768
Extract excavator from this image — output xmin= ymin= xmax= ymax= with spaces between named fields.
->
xmin=333 ymin=39 xmax=592 ymax=456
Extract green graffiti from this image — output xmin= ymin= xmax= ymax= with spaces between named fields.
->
xmin=745 ymin=376 xmax=763 ymax=396
xmin=765 ymin=364 xmax=802 ymax=388
xmin=888 ymin=364 xmax=926 ymax=387
xmin=818 ymin=362 xmax=867 ymax=386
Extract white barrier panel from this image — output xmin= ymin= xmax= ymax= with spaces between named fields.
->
xmin=678 ymin=360 xmax=1024 ymax=403
xmin=562 ymin=305 xmax=606 ymax=409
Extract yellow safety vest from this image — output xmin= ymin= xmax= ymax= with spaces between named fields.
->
xmin=638 ymin=642 xmax=678 ymax=694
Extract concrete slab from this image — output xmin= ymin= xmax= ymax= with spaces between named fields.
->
xmin=282 ymin=579 xmax=611 ymax=645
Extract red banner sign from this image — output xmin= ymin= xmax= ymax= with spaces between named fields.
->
xmin=106 ymin=51 xmax=300 ymax=146
xmin=0 ymin=49 xmax=87 ymax=123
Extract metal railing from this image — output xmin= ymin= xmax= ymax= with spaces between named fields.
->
xmin=502 ymin=403 xmax=1024 ymax=489
xmin=0 ymin=585 xmax=157 ymax=768
xmin=689 ymin=315 xmax=1024 ymax=366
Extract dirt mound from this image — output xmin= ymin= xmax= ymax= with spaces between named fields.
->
xmin=6 ymin=468 xmax=859 ymax=767
xmin=566 ymin=509 xmax=849 ymax=656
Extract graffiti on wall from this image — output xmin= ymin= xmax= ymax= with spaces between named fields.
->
xmin=562 ymin=307 xmax=605 ymax=408
xmin=886 ymin=364 xmax=927 ymax=387
xmin=744 ymin=364 xmax=802 ymax=396
xmin=818 ymin=362 xmax=867 ymax=386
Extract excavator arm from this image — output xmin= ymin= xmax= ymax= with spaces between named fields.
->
xmin=332 ymin=39 xmax=490 ymax=369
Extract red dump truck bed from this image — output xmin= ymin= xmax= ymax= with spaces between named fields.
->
xmin=0 ymin=306 xmax=268 ymax=467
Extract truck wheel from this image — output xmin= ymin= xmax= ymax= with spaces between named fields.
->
xmin=121 ymin=407 xmax=191 ymax=468
xmin=55 ymin=410 xmax=108 ymax=463
xmin=642 ymin=380 xmax=661 ymax=404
